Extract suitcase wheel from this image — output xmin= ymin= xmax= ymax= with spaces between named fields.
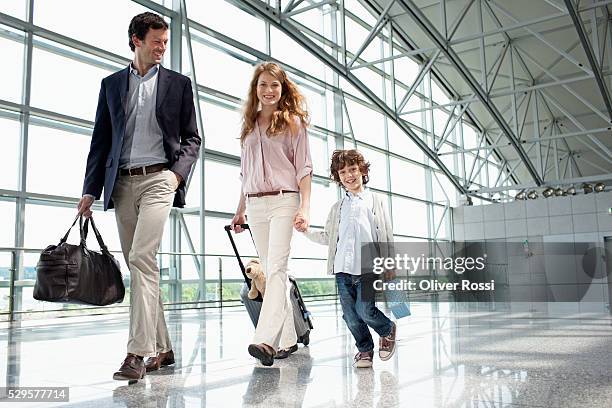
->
xmin=300 ymin=331 xmax=310 ymax=346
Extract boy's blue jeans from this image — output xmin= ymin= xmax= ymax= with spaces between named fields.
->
xmin=336 ymin=272 xmax=393 ymax=353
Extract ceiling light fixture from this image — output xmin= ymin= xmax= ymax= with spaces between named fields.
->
xmin=542 ymin=187 xmax=554 ymax=198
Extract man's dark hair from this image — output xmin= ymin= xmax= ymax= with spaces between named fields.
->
xmin=128 ymin=12 xmax=168 ymax=52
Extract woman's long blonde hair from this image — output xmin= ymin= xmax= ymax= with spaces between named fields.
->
xmin=240 ymin=62 xmax=309 ymax=145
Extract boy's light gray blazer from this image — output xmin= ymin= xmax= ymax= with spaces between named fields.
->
xmin=303 ymin=192 xmax=395 ymax=275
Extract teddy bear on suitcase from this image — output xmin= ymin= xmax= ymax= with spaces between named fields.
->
xmin=245 ymin=259 xmax=266 ymax=299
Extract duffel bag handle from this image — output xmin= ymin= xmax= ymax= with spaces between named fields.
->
xmin=85 ymin=216 xmax=111 ymax=255
xmin=60 ymin=214 xmax=111 ymax=255
xmin=59 ymin=215 xmax=91 ymax=248
xmin=59 ymin=214 xmax=81 ymax=244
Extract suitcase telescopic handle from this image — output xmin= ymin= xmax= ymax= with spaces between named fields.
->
xmin=224 ymin=224 xmax=256 ymax=289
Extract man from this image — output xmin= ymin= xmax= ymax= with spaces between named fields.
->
xmin=78 ymin=12 xmax=201 ymax=381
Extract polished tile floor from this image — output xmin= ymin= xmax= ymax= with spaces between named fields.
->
xmin=1 ymin=301 xmax=611 ymax=407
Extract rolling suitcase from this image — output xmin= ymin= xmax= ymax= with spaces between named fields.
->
xmin=224 ymin=224 xmax=313 ymax=345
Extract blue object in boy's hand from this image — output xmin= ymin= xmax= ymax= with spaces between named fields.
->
xmin=390 ymin=302 xmax=411 ymax=319
xmin=384 ymin=278 xmax=411 ymax=319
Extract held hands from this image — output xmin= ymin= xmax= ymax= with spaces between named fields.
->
xmin=293 ymin=207 xmax=309 ymax=232
xmin=77 ymin=195 xmax=95 ymax=218
xmin=231 ymin=213 xmax=247 ymax=233
xmin=383 ymin=269 xmax=396 ymax=281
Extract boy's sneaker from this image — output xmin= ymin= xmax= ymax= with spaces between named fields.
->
xmin=379 ymin=322 xmax=396 ymax=361
xmin=353 ymin=351 xmax=374 ymax=368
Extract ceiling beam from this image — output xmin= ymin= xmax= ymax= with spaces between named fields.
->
xmin=563 ymin=0 xmax=612 ymax=121
xmin=396 ymin=0 xmax=543 ymax=185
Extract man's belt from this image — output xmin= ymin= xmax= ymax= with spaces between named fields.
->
xmin=120 ymin=163 xmax=167 ymax=176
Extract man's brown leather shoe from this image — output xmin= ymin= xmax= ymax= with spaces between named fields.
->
xmin=144 ymin=350 xmax=175 ymax=372
xmin=248 ymin=343 xmax=275 ymax=366
xmin=113 ymin=354 xmax=145 ymax=381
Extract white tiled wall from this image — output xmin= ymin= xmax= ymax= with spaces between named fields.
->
xmin=453 ymin=191 xmax=612 ymax=242
xmin=452 ymin=191 xmax=612 ymax=308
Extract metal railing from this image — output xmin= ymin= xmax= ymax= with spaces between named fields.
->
xmin=0 ymin=247 xmax=338 ymax=321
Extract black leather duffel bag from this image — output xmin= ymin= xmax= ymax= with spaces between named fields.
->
xmin=33 ymin=215 xmax=125 ymax=306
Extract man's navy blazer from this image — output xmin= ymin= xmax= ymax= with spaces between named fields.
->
xmin=82 ymin=65 xmax=201 ymax=210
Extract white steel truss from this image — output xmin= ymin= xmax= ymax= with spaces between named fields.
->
xmin=232 ymin=0 xmax=611 ymax=198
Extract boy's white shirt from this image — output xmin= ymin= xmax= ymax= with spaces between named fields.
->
xmin=333 ymin=189 xmax=376 ymax=275
xmin=303 ymin=190 xmax=395 ymax=275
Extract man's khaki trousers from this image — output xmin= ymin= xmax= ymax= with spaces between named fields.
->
xmin=112 ymin=169 xmax=178 ymax=357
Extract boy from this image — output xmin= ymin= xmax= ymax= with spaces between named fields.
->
xmin=301 ymin=149 xmax=396 ymax=368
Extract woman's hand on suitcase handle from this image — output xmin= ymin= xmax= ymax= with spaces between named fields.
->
xmin=231 ymin=213 xmax=246 ymax=233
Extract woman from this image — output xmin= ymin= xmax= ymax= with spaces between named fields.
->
xmin=231 ymin=62 xmax=312 ymax=366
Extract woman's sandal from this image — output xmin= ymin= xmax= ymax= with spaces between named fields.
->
xmin=248 ymin=343 xmax=276 ymax=366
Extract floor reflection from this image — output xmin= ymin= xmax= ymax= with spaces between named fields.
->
xmin=242 ymin=349 xmax=313 ymax=407
xmin=0 ymin=301 xmax=610 ymax=407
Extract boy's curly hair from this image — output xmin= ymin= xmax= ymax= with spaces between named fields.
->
xmin=330 ymin=149 xmax=370 ymax=187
